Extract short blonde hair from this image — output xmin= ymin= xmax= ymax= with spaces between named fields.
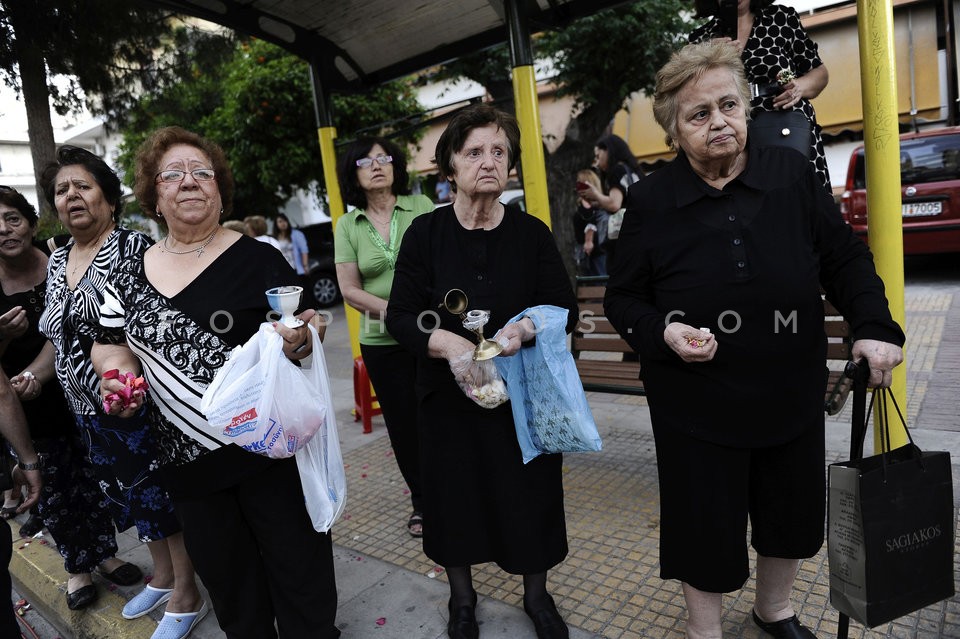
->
xmin=222 ymin=219 xmax=248 ymax=234
xmin=652 ymin=41 xmax=751 ymax=147
xmin=244 ymin=215 xmax=268 ymax=236
xmin=576 ymin=169 xmax=602 ymax=191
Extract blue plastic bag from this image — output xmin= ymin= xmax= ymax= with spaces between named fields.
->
xmin=494 ymin=305 xmax=602 ymax=464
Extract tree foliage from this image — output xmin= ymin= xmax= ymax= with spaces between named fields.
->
xmin=0 ymin=0 xmax=178 ymax=120
xmin=0 ymin=0 xmax=180 ymax=215
xmin=119 ymin=36 xmax=424 ymax=218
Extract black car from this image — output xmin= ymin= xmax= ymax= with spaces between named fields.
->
xmin=299 ymin=221 xmax=342 ymax=308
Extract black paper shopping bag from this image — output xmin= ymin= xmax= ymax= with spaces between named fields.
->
xmin=828 ymin=389 xmax=955 ymax=628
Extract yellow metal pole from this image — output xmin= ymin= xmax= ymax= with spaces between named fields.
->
xmin=319 ymin=127 xmax=345 ymax=225
xmin=317 ymin=126 xmax=360 ymax=360
xmin=512 ymin=65 xmax=551 ymax=228
xmin=504 ymin=0 xmax=550 ymax=228
xmin=857 ymin=0 xmax=908 ymax=448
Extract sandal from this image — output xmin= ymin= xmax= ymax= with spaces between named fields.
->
xmin=407 ymin=512 xmax=424 ymax=538
xmin=0 ymin=503 xmax=20 ymax=520
xmin=66 ymin=584 xmax=98 ymax=610
xmin=18 ymin=514 xmax=45 ymax=537
xmin=97 ymin=562 xmax=144 ymax=586
xmin=153 ymin=601 xmax=208 ymax=639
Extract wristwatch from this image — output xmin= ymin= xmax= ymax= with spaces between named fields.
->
xmin=17 ymin=460 xmax=41 ymax=471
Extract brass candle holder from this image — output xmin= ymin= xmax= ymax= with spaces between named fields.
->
xmin=440 ymin=288 xmax=503 ymax=361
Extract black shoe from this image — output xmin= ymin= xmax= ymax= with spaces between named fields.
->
xmin=18 ymin=514 xmax=44 ymax=537
xmin=66 ymin=584 xmax=98 ymax=610
xmin=752 ymin=610 xmax=817 ymax=639
xmin=97 ymin=562 xmax=143 ymax=586
xmin=523 ymin=595 xmax=569 ymax=639
xmin=447 ymin=595 xmax=479 ymax=639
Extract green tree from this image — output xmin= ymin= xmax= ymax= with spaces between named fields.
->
xmin=119 ymin=36 xmax=424 ymax=218
xmin=0 ymin=0 xmax=181 ymax=216
xmin=434 ymin=1 xmax=690 ymax=272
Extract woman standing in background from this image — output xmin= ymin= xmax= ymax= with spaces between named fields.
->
xmin=335 ymin=136 xmax=434 ymax=538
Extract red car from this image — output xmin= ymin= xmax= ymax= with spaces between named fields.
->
xmin=840 ymin=127 xmax=960 ymax=255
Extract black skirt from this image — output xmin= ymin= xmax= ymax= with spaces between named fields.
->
xmin=418 ymin=388 xmax=568 ymax=574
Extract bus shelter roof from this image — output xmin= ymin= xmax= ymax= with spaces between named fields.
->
xmin=146 ymin=0 xmax=631 ymax=91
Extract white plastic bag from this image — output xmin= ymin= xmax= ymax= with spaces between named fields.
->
xmin=200 ymin=323 xmax=326 ymax=459
xmin=294 ymin=337 xmax=346 ymax=532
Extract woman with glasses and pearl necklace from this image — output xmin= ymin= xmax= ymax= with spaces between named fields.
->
xmin=90 ymin=126 xmax=340 ymax=639
xmin=36 ymin=146 xmax=204 ymax=635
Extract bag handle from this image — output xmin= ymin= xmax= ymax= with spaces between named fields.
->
xmin=846 ymin=359 xmax=920 ymax=472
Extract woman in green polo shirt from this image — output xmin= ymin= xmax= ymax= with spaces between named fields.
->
xmin=335 ymin=137 xmax=434 ymax=538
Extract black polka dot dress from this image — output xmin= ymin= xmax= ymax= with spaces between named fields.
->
xmin=690 ymin=4 xmax=832 ymax=191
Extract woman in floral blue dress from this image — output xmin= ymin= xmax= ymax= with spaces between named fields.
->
xmin=38 ymin=146 xmax=203 ymax=636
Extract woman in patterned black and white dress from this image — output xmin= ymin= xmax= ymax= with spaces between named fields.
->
xmin=690 ymin=0 xmax=832 ymax=191
xmin=38 ymin=146 xmax=203 ymax=631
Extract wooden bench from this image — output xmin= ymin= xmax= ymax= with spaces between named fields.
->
xmin=572 ymin=277 xmax=854 ymax=415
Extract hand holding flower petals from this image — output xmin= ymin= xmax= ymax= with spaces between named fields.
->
xmin=101 ymin=371 xmax=149 ymax=414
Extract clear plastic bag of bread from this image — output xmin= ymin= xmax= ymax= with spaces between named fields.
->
xmin=448 ymin=349 xmax=509 ymax=409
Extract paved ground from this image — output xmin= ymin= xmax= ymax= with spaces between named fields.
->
xmin=8 ymin=254 xmax=960 ymax=639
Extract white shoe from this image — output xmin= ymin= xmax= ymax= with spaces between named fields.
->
xmin=152 ymin=601 xmax=209 ymax=639
xmin=122 ymin=584 xmax=173 ymax=619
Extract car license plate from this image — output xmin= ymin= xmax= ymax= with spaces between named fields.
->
xmin=902 ymin=201 xmax=942 ymax=217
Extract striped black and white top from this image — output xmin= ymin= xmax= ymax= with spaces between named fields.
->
xmin=40 ymin=228 xmax=153 ymax=417
xmin=95 ymin=235 xmax=297 ymax=471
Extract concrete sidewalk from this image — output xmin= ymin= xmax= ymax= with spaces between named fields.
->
xmin=9 ymin=265 xmax=960 ymax=638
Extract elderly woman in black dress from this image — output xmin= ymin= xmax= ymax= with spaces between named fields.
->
xmin=91 ymin=126 xmax=339 ymax=639
xmin=386 ymin=104 xmax=576 ymax=639
xmin=604 ymin=42 xmax=902 ymax=639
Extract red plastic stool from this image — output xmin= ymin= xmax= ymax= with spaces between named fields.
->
xmin=353 ymin=356 xmax=382 ymax=434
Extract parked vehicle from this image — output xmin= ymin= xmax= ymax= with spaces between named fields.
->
xmin=299 ymin=221 xmax=342 ymax=308
xmin=840 ymin=127 xmax=960 ymax=255
xmin=499 ymin=188 xmax=525 ymax=209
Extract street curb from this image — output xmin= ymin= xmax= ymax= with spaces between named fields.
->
xmin=7 ymin=520 xmax=156 ymax=639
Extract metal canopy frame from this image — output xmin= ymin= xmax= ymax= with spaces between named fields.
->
xmin=136 ymin=0 xmax=633 ymax=356
xmin=142 ymin=0 xmax=632 ymax=92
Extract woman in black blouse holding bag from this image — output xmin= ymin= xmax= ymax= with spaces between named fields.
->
xmin=605 ymin=42 xmax=901 ymax=639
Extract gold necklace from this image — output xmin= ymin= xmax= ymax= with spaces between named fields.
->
xmin=69 ymin=227 xmax=111 ymax=276
xmin=161 ymin=226 xmax=220 ymax=258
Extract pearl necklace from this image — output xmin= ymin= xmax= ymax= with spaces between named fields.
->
xmin=161 ymin=227 xmax=220 ymax=258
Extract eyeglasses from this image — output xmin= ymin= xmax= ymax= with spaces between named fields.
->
xmin=356 ymin=155 xmax=393 ymax=169
xmin=155 ymin=169 xmax=217 ymax=183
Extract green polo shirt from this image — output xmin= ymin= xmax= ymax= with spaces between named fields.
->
xmin=334 ymin=194 xmax=434 ymax=345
